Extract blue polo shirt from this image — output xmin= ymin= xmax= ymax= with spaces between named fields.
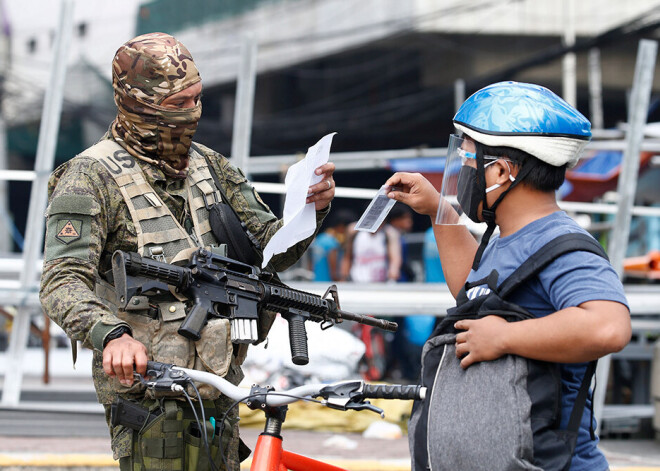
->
xmin=466 ymin=211 xmax=629 ymax=471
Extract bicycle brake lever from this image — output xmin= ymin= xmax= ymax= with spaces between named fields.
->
xmin=344 ymin=400 xmax=385 ymax=418
xmin=133 ymin=363 xmax=189 ymax=391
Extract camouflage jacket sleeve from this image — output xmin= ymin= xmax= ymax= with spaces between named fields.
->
xmin=197 ymin=143 xmax=329 ymax=272
xmin=39 ymin=157 xmax=131 ymax=352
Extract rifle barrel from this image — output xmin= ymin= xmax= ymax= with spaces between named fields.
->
xmin=336 ymin=309 xmax=398 ymax=332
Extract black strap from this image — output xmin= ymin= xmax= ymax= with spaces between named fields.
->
xmin=495 ymin=232 xmax=606 ymax=438
xmin=498 ymin=232 xmax=608 ymax=299
xmin=567 ymin=360 xmax=598 ymax=435
xmin=470 ymin=143 xmax=535 ymax=270
xmin=471 ymin=223 xmax=496 ymax=270
xmin=191 ymin=143 xmax=262 ymax=252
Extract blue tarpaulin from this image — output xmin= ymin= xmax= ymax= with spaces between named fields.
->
xmin=569 ymin=150 xmax=622 ymax=179
xmin=388 ymin=157 xmax=446 ymax=172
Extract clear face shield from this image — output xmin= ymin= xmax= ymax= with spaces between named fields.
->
xmin=435 ymin=134 xmax=516 ymax=225
xmin=435 ymin=134 xmax=478 ymax=225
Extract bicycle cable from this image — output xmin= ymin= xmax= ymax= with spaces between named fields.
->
xmin=181 ymin=381 xmax=220 ymax=471
xmin=190 ymin=380 xmax=219 ymax=471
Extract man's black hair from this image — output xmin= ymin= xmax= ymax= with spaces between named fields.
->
xmin=477 ymin=143 xmax=567 ymax=192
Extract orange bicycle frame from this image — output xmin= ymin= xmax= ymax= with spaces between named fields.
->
xmin=250 ymin=433 xmax=348 ymax=471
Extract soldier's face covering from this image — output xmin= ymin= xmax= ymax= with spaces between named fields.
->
xmin=111 ymin=32 xmax=202 ymax=179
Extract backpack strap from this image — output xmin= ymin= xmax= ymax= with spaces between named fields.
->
xmin=456 ymin=270 xmax=499 ymax=305
xmin=496 ymin=232 xmax=607 ymax=439
xmin=569 ymin=359 xmax=598 ymax=438
xmin=498 ymin=232 xmax=608 ymax=299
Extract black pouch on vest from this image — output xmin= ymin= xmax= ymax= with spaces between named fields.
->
xmin=208 ymin=201 xmax=257 ymax=265
xmin=193 ymin=144 xmax=261 ymax=266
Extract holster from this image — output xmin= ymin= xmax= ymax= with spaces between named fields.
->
xmin=119 ymin=398 xmax=248 ymax=471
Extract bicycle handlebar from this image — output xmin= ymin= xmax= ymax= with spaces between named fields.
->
xmin=362 ymin=383 xmax=425 ymax=401
xmin=141 ymin=361 xmax=426 ymax=410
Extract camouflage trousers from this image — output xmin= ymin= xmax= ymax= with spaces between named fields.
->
xmin=105 ymin=395 xmax=247 ymax=471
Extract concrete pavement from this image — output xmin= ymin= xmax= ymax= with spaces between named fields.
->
xmin=1 ymin=430 xmax=660 ymax=470
xmin=1 ymin=349 xmax=660 ymax=470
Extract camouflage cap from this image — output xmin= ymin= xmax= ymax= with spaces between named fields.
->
xmin=112 ymin=32 xmax=201 ymax=107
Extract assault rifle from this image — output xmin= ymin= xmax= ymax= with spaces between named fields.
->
xmin=111 ymin=249 xmax=397 ymax=365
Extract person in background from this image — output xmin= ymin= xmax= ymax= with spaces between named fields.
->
xmin=422 ymin=225 xmax=445 ymax=284
xmin=310 ymin=209 xmax=355 ymax=282
xmin=384 ymin=204 xmax=419 ymax=381
xmin=396 ymin=227 xmax=444 ymax=380
xmin=386 ymin=204 xmax=415 ymax=282
xmin=340 ymin=209 xmax=401 ymax=381
xmin=340 ymin=214 xmax=401 ymax=283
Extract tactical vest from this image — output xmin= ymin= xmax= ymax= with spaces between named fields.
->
xmin=89 ymin=139 xmax=234 ymax=402
xmin=90 ymin=139 xmax=220 ymax=263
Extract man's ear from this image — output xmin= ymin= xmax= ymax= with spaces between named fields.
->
xmin=493 ymin=160 xmax=512 ymax=183
xmin=499 ymin=159 xmax=519 ymax=182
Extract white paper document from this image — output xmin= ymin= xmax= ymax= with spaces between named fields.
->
xmin=262 ymin=132 xmax=336 ymax=268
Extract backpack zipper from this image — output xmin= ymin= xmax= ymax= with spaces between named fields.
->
xmin=426 ymin=342 xmax=449 ymax=471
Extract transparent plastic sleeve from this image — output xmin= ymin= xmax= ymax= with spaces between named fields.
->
xmin=355 ymin=185 xmax=401 ymax=233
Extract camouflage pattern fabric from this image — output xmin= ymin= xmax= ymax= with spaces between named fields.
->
xmin=106 ymin=369 xmax=244 ymax=470
xmin=110 ymin=32 xmax=202 ymax=179
xmin=40 ymin=134 xmax=328 ymax=463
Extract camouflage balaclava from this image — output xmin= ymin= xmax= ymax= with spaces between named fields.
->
xmin=111 ymin=32 xmax=202 ymax=179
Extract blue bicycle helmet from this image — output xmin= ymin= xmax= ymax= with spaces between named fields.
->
xmin=453 ymin=81 xmax=591 ymax=168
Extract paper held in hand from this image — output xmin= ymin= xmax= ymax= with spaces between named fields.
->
xmin=261 ymin=133 xmax=336 ymax=268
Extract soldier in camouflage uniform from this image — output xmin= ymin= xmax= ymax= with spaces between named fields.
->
xmin=39 ymin=33 xmax=336 ymax=471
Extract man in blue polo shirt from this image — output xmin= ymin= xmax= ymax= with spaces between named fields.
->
xmin=386 ymin=81 xmax=631 ymax=470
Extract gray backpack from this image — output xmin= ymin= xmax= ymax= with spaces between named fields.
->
xmin=408 ymin=233 xmax=607 ymax=471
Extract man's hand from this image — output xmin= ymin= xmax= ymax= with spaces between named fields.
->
xmin=307 ymin=162 xmax=336 ymax=210
xmin=102 ymin=334 xmax=148 ymax=386
xmin=454 ymin=316 xmax=509 ymax=369
xmin=385 ymin=172 xmax=441 ymax=218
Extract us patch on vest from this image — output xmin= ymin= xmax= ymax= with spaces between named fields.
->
xmin=55 ymin=219 xmax=83 ymax=244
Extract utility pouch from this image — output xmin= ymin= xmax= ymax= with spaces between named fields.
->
xmin=184 ymin=421 xmax=220 ymax=470
xmin=133 ymin=400 xmax=184 ymax=470
xmin=183 ymin=413 xmax=241 ymax=469
xmin=111 ymin=397 xmax=161 ymax=432
xmin=195 ymin=317 xmax=232 ymax=377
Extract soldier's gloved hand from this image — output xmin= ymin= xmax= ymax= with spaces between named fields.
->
xmin=102 ymin=334 xmax=148 ymax=386
xmin=307 ymin=162 xmax=336 ymax=210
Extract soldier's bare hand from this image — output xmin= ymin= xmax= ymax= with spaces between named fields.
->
xmin=307 ymin=162 xmax=336 ymax=210
xmin=102 ymin=334 xmax=148 ymax=386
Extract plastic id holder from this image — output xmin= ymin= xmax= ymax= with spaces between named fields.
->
xmin=354 ymin=185 xmax=401 ymax=233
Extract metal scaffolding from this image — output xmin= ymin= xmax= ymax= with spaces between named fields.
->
xmin=0 ymin=2 xmax=657 ymax=436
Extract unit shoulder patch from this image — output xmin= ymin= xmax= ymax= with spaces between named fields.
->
xmin=55 ymin=219 xmax=83 ymax=244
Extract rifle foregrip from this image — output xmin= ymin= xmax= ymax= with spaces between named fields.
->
xmin=287 ymin=314 xmax=309 ymax=366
